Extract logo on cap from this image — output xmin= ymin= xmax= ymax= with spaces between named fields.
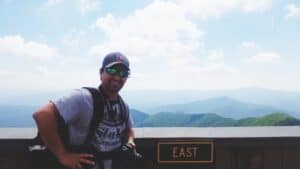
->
xmin=116 ymin=55 xmax=124 ymax=62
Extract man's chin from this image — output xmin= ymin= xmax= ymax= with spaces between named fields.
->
xmin=110 ymin=86 xmax=122 ymax=93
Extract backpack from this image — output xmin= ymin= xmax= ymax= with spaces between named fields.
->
xmin=27 ymin=87 xmax=129 ymax=169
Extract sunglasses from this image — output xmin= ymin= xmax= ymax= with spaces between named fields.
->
xmin=105 ymin=67 xmax=130 ymax=78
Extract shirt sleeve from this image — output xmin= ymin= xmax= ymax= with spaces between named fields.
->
xmin=51 ymin=89 xmax=86 ymax=124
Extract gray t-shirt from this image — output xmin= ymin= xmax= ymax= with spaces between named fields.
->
xmin=52 ymin=88 xmax=133 ymax=169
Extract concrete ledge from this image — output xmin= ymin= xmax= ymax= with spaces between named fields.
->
xmin=1 ymin=127 xmax=300 ymax=169
xmin=0 ymin=128 xmax=37 ymax=139
xmin=135 ymin=126 xmax=300 ymax=138
xmin=1 ymin=126 xmax=300 ymax=139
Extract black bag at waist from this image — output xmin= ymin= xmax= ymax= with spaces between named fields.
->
xmin=67 ymin=144 xmax=122 ymax=160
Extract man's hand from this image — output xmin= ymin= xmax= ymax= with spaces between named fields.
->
xmin=120 ymin=143 xmax=142 ymax=160
xmin=58 ymin=152 xmax=95 ymax=169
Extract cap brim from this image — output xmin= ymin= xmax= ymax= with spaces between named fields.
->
xmin=105 ymin=61 xmax=130 ymax=70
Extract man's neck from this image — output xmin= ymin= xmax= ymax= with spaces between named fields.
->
xmin=107 ymin=93 xmax=118 ymax=101
xmin=100 ymin=85 xmax=119 ymax=101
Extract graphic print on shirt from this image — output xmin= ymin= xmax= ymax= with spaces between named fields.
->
xmin=92 ymin=101 xmax=127 ymax=152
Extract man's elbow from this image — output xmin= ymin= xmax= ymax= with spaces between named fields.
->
xmin=32 ymin=102 xmax=56 ymax=122
xmin=32 ymin=110 xmax=42 ymax=121
xmin=32 ymin=109 xmax=47 ymax=126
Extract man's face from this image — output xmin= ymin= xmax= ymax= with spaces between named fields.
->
xmin=100 ymin=64 xmax=129 ymax=94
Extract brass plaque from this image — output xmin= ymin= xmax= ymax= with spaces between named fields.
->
xmin=157 ymin=141 xmax=214 ymax=163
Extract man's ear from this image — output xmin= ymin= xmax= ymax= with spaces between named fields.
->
xmin=100 ymin=68 xmax=104 ymax=80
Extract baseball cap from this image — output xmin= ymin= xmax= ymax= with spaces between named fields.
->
xmin=102 ymin=52 xmax=130 ymax=70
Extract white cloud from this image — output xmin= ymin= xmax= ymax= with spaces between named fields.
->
xmin=88 ymin=0 xmax=272 ymax=90
xmin=181 ymin=50 xmax=232 ymax=75
xmin=40 ymin=0 xmax=100 ymax=14
xmin=179 ymin=0 xmax=272 ymax=20
xmin=241 ymin=0 xmax=272 ymax=12
xmin=240 ymin=41 xmax=257 ymax=49
xmin=78 ymin=0 xmax=100 ymax=14
xmin=0 ymin=35 xmax=59 ymax=60
xmin=91 ymin=1 xmax=203 ymax=68
xmin=126 ymin=62 xmax=241 ymax=91
xmin=201 ymin=63 xmax=235 ymax=73
xmin=0 ymin=70 xmax=17 ymax=78
xmin=0 ymin=70 xmax=94 ymax=91
xmin=36 ymin=66 xmax=51 ymax=76
xmin=245 ymin=52 xmax=281 ymax=63
xmin=286 ymin=3 xmax=300 ymax=18
xmin=183 ymin=63 xmax=237 ymax=74
xmin=94 ymin=13 xmax=116 ymax=33
xmin=26 ymin=0 xmax=276 ymax=91
xmin=207 ymin=49 xmax=224 ymax=62
xmin=62 ymin=30 xmax=85 ymax=46
xmin=90 ymin=0 xmax=272 ymax=62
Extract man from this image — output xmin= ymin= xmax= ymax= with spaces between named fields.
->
xmin=33 ymin=52 xmax=135 ymax=169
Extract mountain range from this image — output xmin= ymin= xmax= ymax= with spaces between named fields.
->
xmin=149 ymin=96 xmax=287 ymax=119
xmin=1 ymin=87 xmax=300 ymax=127
xmin=131 ymin=111 xmax=300 ymax=127
xmin=124 ymin=88 xmax=300 ymax=116
xmin=2 ymin=88 xmax=300 ymax=112
xmin=0 ymin=104 xmax=299 ymax=127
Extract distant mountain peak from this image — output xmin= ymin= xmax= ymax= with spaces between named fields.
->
xmin=150 ymin=96 xmax=283 ymax=119
xmin=203 ymin=96 xmax=236 ymax=102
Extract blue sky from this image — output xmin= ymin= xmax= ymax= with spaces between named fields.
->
xmin=1 ymin=0 xmax=300 ymax=92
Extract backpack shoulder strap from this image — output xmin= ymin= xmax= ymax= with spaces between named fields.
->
xmin=118 ymin=96 xmax=130 ymax=129
xmin=82 ymin=87 xmax=104 ymax=144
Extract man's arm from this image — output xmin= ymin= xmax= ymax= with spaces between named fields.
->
xmin=125 ymin=128 xmax=135 ymax=146
xmin=33 ymin=102 xmax=94 ymax=169
xmin=33 ymin=102 xmax=66 ymax=158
